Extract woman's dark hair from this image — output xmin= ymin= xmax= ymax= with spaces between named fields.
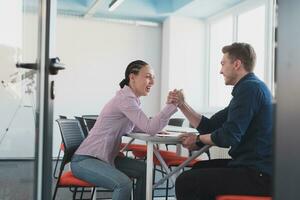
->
xmin=119 ymin=60 xmax=149 ymax=88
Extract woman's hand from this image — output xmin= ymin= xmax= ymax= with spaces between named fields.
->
xmin=166 ymin=89 xmax=185 ymax=106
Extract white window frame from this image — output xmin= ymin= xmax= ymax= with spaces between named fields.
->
xmin=203 ymin=0 xmax=276 ymax=114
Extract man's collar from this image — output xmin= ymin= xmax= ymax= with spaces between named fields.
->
xmin=232 ymin=72 xmax=255 ymax=96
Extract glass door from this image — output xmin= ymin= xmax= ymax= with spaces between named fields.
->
xmin=0 ymin=0 xmax=61 ymax=199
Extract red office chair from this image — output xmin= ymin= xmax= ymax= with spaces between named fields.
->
xmin=53 ymin=115 xmax=67 ymax=179
xmin=129 ymin=118 xmax=185 ymax=158
xmin=53 ymin=119 xmax=96 ymax=200
xmin=120 ymin=143 xmax=148 ymax=158
xmin=153 ymin=150 xmax=200 ymax=199
xmin=132 ymin=147 xmax=199 ymax=199
xmin=216 ymin=195 xmax=272 ymax=200
xmin=53 ymin=116 xmax=90 ymax=179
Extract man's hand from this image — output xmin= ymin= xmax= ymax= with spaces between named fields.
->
xmin=166 ymin=89 xmax=185 ymax=106
xmin=179 ymin=133 xmax=199 ymax=151
xmin=175 ymin=89 xmax=185 ymax=106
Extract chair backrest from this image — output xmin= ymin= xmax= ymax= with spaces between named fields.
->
xmin=74 ymin=116 xmax=89 ymax=137
xmin=168 ymin=118 xmax=184 ymax=127
xmin=82 ymin=115 xmax=98 ymax=119
xmin=83 ymin=117 xmax=97 ymax=131
xmin=56 ymin=119 xmax=85 ymax=164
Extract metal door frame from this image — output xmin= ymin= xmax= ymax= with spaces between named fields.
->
xmin=34 ymin=0 xmax=56 ymax=199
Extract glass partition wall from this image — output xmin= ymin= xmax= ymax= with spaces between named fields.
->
xmin=0 ymin=1 xmax=39 ymax=199
xmin=0 ymin=0 xmax=56 ymax=199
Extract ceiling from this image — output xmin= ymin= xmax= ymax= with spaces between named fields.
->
xmin=25 ymin=0 xmax=245 ymax=23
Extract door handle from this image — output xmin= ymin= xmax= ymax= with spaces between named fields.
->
xmin=16 ymin=57 xmax=65 ymax=75
xmin=16 ymin=63 xmax=37 ymax=70
xmin=49 ymin=57 xmax=65 ymax=75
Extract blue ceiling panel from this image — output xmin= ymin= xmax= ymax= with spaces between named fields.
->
xmin=174 ymin=0 xmax=244 ymax=19
xmin=93 ymin=0 xmax=163 ymax=22
xmin=172 ymin=0 xmax=194 ymax=12
xmin=24 ymin=0 xmax=245 ymax=22
xmin=152 ymin=0 xmax=173 ymax=13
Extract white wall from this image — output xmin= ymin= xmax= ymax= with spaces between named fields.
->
xmin=161 ymin=16 xmax=206 ymax=116
xmin=160 ymin=16 xmax=207 ymax=157
xmin=53 ymin=16 xmax=162 ymax=156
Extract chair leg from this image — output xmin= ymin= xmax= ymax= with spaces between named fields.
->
xmin=165 ymin=178 xmax=169 ymax=200
xmin=152 ymin=166 xmax=156 ymax=199
xmin=52 ymin=184 xmax=59 ymax=200
xmin=80 ymin=187 xmax=84 ymax=200
xmin=90 ymin=187 xmax=96 ymax=199
xmin=53 ymin=148 xmax=62 ymax=179
xmin=132 ymin=179 xmax=135 ymax=200
xmin=207 ymin=149 xmax=211 ymax=160
xmin=73 ymin=187 xmax=77 ymax=200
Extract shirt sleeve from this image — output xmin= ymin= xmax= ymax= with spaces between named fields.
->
xmin=118 ymin=96 xmax=178 ymax=135
xmin=196 ymin=107 xmax=228 ymax=133
xmin=211 ymin=83 xmax=263 ymax=148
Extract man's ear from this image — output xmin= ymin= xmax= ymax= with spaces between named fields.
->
xmin=234 ymin=59 xmax=242 ymax=70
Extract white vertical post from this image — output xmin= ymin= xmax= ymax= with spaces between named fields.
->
xmin=146 ymin=141 xmax=154 ymax=200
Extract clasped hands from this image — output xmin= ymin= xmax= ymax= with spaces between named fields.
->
xmin=166 ymin=89 xmax=184 ymax=107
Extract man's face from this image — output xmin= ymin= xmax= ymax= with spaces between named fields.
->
xmin=220 ymin=53 xmax=238 ymax=85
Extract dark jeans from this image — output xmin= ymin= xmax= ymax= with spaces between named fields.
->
xmin=175 ymin=159 xmax=271 ymax=200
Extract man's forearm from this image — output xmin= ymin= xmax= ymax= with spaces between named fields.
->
xmin=178 ymin=102 xmax=202 ymax=128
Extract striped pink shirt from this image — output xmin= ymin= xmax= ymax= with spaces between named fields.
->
xmin=75 ymin=85 xmax=177 ymax=166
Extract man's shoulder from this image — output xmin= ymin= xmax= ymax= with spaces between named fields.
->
xmin=239 ymin=78 xmax=272 ymax=103
xmin=241 ymin=77 xmax=268 ymax=92
xmin=238 ymin=78 xmax=261 ymax=93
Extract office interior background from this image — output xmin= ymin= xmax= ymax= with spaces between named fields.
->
xmin=0 ymin=0 xmax=299 ymax=199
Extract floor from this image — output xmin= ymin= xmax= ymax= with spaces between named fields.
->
xmin=0 ymin=160 xmax=175 ymax=200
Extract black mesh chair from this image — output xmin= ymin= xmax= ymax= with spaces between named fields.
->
xmin=82 ymin=115 xmax=98 ymax=119
xmin=168 ymin=118 xmax=184 ymax=127
xmin=165 ymin=118 xmax=185 ymax=150
xmin=53 ymin=115 xmax=67 ymax=179
xmin=53 ymin=119 xmax=96 ymax=200
xmin=74 ymin=116 xmax=89 ymax=137
xmin=82 ymin=117 xmax=96 ymax=132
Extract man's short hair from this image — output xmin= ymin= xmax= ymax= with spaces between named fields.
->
xmin=222 ymin=42 xmax=256 ymax=72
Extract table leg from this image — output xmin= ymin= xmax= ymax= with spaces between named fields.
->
xmin=153 ymin=145 xmax=211 ymax=188
xmin=146 ymin=141 xmax=154 ymax=200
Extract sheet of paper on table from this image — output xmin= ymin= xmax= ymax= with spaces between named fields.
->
xmin=156 ymin=131 xmax=183 ymax=137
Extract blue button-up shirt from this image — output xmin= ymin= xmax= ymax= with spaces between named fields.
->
xmin=197 ymin=73 xmax=273 ymax=175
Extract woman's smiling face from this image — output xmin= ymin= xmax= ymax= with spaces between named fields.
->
xmin=129 ymin=65 xmax=155 ymax=97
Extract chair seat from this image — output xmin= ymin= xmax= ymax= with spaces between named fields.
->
xmin=162 ymin=157 xmax=199 ymax=167
xmin=132 ymin=148 xmax=199 ymax=167
xmin=59 ymin=171 xmax=94 ymax=187
xmin=216 ymin=195 xmax=272 ymax=200
xmin=154 ymin=150 xmax=199 ymax=167
xmin=60 ymin=143 xmax=65 ymax=151
xmin=121 ymin=143 xmax=147 ymax=151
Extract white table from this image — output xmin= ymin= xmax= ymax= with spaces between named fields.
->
xmin=127 ymin=126 xmax=211 ymax=200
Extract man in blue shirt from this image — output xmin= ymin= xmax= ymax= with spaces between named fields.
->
xmin=170 ymin=43 xmax=273 ymax=200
